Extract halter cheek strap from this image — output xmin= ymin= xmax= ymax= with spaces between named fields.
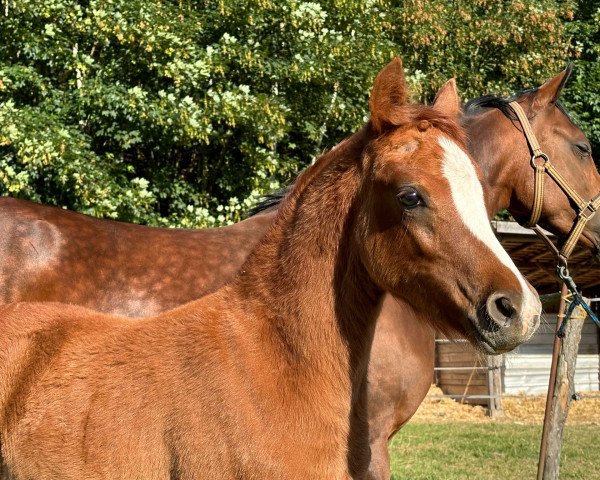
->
xmin=508 ymin=101 xmax=600 ymax=261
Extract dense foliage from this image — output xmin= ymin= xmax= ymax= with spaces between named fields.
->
xmin=562 ymin=0 xmax=600 ymax=155
xmin=0 ymin=0 xmax=595 ymax=227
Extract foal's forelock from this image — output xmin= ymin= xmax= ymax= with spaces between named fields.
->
xmin=438 ymin=137 xmax=532 ymax=307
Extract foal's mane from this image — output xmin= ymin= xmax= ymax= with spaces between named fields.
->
xmin=248 ymin=134 xmax=363 ymax=218
xmin=249 ymin=105 xmax=466 ymax=216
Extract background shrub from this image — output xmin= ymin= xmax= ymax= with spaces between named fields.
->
xmin=0 ymin=0 xmax=595 ymax=226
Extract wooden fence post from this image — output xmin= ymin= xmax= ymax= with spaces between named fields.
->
xmin=538 ymin=297 xmax=587 ymax=480
xmin=486 ymin=354 xmax=504 ymax=417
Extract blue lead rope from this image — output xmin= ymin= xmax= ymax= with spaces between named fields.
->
xmin=556 ymin=265 xmax=600 ymax=338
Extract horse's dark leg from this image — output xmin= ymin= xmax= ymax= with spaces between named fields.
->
xmin=365 ymin=438 xmax=391 ymax=480
xmin=365 ymin=296 xmax=436 ymax=479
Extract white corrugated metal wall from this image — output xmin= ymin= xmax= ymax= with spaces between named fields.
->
xmin=504 ymin=311 xmax=600 ymax=394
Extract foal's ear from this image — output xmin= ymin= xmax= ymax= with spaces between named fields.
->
xmin=369 ymin=57 xmax=409 ymax=133
xmin=432 ymin=78 xmax=461 ymax=120
xmin=531 ymin=64 xmax=573 ymax=113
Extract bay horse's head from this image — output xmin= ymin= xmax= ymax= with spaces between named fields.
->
xmin=465 ymin=67 xmax=600 ymax=260
xmin=359 ymin=58 xmax=541 ymax=353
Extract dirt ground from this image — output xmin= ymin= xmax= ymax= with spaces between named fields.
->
xmin=412 ymin=385 xmax=600 ymax=425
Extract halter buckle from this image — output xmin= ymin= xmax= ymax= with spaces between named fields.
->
xmin=579 ymin=201 xmax=598 ymax=221
xmin=530 ymin=152 xmax=550 ymax=169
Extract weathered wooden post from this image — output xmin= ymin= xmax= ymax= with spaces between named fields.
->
xmin=536 ymin=289 xmax=588 ymax=480
xmin=543 ymin=301 xmax=585 ymax=479
xmin=486 ymin=354 xmax=504 ymax=417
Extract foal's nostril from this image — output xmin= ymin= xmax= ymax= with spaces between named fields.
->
xmin=481 ymin=292 xmax=521 ymax=332
xmin=496 ymin=296 xmax=516 ymax=320
xmin=475 ymin=289 xmax=538 ymax=351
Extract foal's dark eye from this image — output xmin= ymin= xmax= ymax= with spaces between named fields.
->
xmin=396 ymin=187 xmax=423 ymax=209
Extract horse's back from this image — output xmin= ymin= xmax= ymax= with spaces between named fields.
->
xmin=0 ymin=197 xmax=276 ymax=316
xmin=0 ymin=198 xmax=66 ymax=305
xmin=0 ymin=198 xmax=117 ymax=308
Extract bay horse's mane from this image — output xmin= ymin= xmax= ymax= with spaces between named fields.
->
xmin=249 ymin=105 xmax=466 ymax=217
xmin=464 ymin=63 xmax=576 ymax=125
xmin=465 ymin=89 xmax=571 ymax=119
xmin=248 ymin=188 xmax=289 ymax=217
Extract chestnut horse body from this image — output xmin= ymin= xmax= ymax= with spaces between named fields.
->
xmin=0 ymin=60 xmax=541 ymax=479
xmin=1 ymin=67 xmax=599 ymax=479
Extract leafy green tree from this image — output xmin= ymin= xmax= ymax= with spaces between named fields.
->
xmin=561 ymin=0 xmax=600 ymax=157
xmin=0 ymin=0 xmax=396 ymax=225
xmin=388 ymin=0 xmax=574 ymax=100
xmin=0 ymin=1 xmax=581 ymax=226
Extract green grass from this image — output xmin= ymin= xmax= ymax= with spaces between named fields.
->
xmin=389 ymin=423 xmax=600 ymax=480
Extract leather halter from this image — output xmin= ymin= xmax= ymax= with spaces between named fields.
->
xmin=508 ymin=100 xmax=600 ymax=264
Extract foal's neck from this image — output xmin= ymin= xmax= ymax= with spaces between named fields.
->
xmin=234 ymin=129 xmax=382 ymax=388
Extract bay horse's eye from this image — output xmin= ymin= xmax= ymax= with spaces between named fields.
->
xmin=396 ymin=187 xmax=423 ymax=209
xmin=574 ymin=142 xmax=591 ymax=157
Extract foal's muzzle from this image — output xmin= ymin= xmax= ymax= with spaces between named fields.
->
xmin=472 ymin=289 xmax=541 ymax=354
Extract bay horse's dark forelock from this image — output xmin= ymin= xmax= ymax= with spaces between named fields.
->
xmin=465 ymin=88 xmax=579 ymax=131
xmin=464 ymin=63 xmax=573 ymax=121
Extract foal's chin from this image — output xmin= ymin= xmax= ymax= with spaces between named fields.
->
xmin=466 ymin=312 xmax=541 ymax=355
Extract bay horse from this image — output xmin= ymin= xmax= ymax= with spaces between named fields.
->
xmin=0 ymin=59 xmax=541 ymax=479
xmin=0 ymin=66 xmax=598 ymax=479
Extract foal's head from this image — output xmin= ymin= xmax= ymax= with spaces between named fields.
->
xmin=358 ymin=59 xmax=541 ymax=353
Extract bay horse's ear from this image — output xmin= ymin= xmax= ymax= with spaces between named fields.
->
xmin=531 ymin=64 xmax=573 ymax=113
xmin=432 ymin=78 xmax=461 ymax=121
xmin=369 ymin=57 xmax=409 ymax=133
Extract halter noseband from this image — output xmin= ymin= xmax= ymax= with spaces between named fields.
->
xmin=508 ymin=100 xmax=600 ymax=263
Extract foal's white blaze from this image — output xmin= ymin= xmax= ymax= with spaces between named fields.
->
xmin=438 ymin=137 xmax=540 ymax=336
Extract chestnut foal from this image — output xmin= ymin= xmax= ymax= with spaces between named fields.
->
xmin=0 ymin=59 xmax=541 ymax=479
